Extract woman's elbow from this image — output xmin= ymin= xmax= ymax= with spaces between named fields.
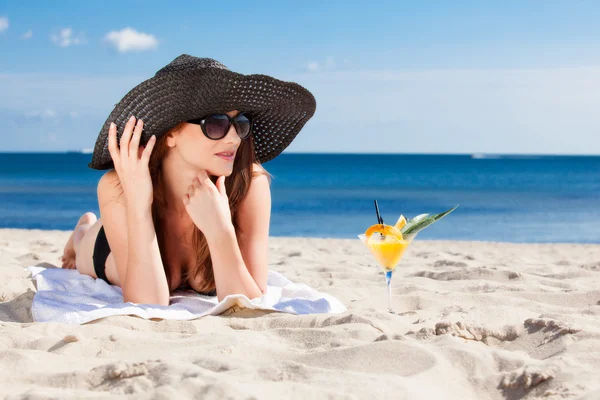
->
xmin=258 ymin=283 xmax=267 ymax=295
xmin=122 ymin=287 xmax=170 ymax=307
xmin=124 ymin=295 xmax=170 ymax=307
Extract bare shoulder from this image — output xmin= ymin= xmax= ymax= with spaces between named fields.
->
xmin=251 ymin=162 xmax=271 ymax=182
xmin=248 ymin=162 xmax=271 ymax=191
xmin=252 ymin=162 xmax=265 ymax=173
xmin=97 ymin=169 xmax=125 ymax=206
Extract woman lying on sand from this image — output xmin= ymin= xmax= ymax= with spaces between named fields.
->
xmin=59 ymin=55 xmax=316 ymax=306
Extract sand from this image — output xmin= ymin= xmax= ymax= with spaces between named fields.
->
xmin=1 ymin=228 xmax=599 ymax=399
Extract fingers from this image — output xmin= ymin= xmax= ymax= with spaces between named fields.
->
xmin=191 ymin=172 xmax=223 ymax=191
xmin=110 ymin=115 xmax=154 ymax=168
xmin=141 ymin=135 xmax=156 ymax=164
xmin=129 ymin=118 xmax=144 ymax=159
xmin=216 ymin=176 xmax=227 ymax=196
xmin=120 ymin=115 xmax=137 ymax=161
xmin=196 ymin=169 xmax=210 ymax=184
xmin=186 ymin=173 xmax=224 ymax=204
xmin=108 ymin=122 xmax=120 ymax=168
xmin=187 ymin=175 xmax=206 ymax=199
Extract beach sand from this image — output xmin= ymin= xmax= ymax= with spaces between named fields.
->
xmin=1 ymin=228 xmax=599 ymax=399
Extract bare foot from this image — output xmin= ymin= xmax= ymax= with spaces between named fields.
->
xmin=60 ymin=212 xmax=97 ymax=269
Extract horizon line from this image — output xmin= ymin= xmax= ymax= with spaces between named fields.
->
xmin=0 ymin=150 xmax=599 ymax=157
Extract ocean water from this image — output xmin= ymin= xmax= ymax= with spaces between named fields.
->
xmin=0 ymin=153 xmax=598 ymax=243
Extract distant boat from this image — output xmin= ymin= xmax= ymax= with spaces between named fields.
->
xmin=471 ymin=153 xmax=501 ymax=159
xmin=471 ymin=153 xmax=548 ymax=160
xmin=66 ymin=148 xmax=93 ymax=154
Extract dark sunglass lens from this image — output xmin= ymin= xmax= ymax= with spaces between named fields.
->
xmin=204 ymin=114 xmax=230 ymax=139
xmin=235 ymin=114 xmax=251 ymax=139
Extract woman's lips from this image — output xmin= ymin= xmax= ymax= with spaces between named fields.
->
xmin=216 ymin=152 xmax=235 ymax=162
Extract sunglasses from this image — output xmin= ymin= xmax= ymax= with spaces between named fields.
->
xmin=187 ymin=113 xmax=253 ymax=140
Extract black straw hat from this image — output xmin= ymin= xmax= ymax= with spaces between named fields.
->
xmin=88 ymin=54 xmax=317 ymax=170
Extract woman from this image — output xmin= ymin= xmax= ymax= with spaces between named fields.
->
xmin=58 ymin=55 xmax=316 ymax=306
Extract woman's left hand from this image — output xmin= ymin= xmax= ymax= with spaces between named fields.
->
xmin=183 ymin=171 xmax=233 ymax=240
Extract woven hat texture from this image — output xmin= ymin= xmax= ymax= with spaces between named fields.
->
xmin=88 ymin=54 xmax=317 ymax=170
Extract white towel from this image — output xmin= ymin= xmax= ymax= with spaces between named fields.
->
xmin=26 ymin=266 xmax=347 ymax=324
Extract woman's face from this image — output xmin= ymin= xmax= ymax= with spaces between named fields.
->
xmin=166 ymin=110 xmax=243 ymax=176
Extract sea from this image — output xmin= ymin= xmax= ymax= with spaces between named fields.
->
xmin=0 ymin=153 xmax=598 ymax=244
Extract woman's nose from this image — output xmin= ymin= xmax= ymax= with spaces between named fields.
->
xmin=224 ymin=124 xmax=242 ymax=144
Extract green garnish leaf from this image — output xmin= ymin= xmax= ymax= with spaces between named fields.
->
xmin=399 ymin=213 xmax=428 ymax=234
xmin=400 ymin=205 xmax=459 ymax=235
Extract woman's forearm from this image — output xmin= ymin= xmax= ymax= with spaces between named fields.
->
xmin=207 ymin=226 xmax=263 ymax=301
xmin=123 ymin=205 xmax=170 ymax=306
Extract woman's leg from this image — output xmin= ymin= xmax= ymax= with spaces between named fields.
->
xmin=60 ymin=212 xmax=97 ymax=269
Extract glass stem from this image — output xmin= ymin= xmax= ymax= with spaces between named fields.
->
xmin=385 ymin=270 xmax=394 ymax=313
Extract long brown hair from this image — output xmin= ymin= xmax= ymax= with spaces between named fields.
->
xmin=147 ymin=122 xmax=269 ymax=292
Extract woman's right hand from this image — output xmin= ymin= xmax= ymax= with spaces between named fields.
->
xmin=107 ymin=115 xmax=157 ymax=208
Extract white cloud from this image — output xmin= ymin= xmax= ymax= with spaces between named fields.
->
xmin=306 ymin=57 xmax=338 ymax=73
xmin=307 ymin=61 xmax=319 ymax=72
xmin=104 ymin=28 xmax=158 ymax=53
xmin=21 ymin=30 xmax=33 ymax=40
xmin=0 ymin=16 xmax=8 ymax=33
xmin=2 ymin=68 xmax=600 ymax=154
xmin=26 ymin=109 xmax=57 ymax=119
xmin=51 ymin=28 xmax=85 ymax=47
xmin=0 ymin=72 xmax=145 ymax=151
xmin=325 ymin=56 xmax=336 ymax=69
xmin=281 ymin=66 xmax=600 ymax=155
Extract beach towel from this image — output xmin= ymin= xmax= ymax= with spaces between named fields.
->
xmin=26 ymin=266 xmax=347 ymax=324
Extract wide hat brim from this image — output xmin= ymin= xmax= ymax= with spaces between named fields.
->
xmin=88 ymin=55 xmax=316 ymax=170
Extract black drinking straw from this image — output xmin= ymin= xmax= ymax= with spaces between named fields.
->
xmin=374 ymin=200 xmax=384 ymax=225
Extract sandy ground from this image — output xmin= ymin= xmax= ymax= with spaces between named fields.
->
xmin=1 ymin=228 xmax=600 ymax=399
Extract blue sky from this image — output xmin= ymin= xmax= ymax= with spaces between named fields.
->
xmin=1 ymin=0 xmax=600 ymax=154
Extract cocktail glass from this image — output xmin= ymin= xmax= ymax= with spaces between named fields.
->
xmin=358 ymin=231 xmax=417 ymax=314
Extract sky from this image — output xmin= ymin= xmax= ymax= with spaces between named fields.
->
xmin=1 ymin=0 xmax=600 ymax=155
